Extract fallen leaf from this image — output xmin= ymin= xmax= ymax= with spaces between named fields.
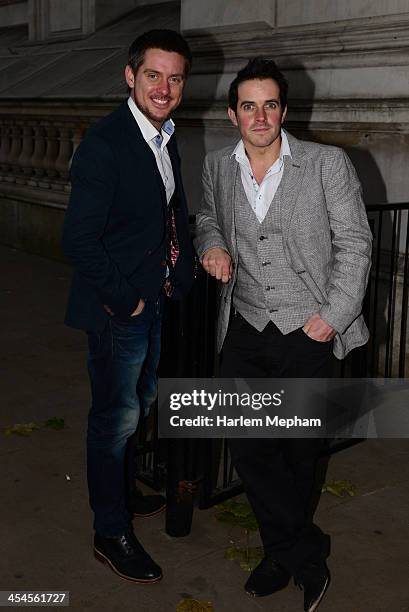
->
xmin=215 ymin=500 xmax=258 ymax=531
xmin=3 ymin=422 xmax=40 ymax=436
xmin=176 ymin=599 xmax=214 ymax=611
xmin=44 ymin=417 xmax=65 ymax=430
xmin=322 ymin=479 xmax=356 ymax=497
xmin=224 ymin=545 xmax=264 ymax=572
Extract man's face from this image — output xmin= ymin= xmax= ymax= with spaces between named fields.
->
xmin=228 ymin=78 xmax=287 ymax=150
xmin=125 ymin=47 xmax=186 ymax=130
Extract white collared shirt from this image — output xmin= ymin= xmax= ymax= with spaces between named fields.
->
xmin=232 ymin=129 xmax=292 ymax=223
xmin=127 ymin=96 xmax=175 ymax=203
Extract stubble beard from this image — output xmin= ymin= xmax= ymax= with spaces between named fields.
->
xmin=138 ymin=100 xmax=170 ymax=129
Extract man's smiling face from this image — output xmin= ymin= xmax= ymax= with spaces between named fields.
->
xmin=125 ymin=47 xmax=186 ymax=130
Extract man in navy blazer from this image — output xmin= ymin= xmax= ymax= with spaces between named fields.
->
xmin=62 ymin=30 xmax=194 ymax=583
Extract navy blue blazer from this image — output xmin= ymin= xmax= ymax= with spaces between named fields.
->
xmin=62 ymin=101 xmax=194 ymax=332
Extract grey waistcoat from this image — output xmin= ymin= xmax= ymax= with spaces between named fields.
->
xmin=232 ymin=168 xmax=320 ymax=334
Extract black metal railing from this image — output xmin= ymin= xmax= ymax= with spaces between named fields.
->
xmin=136 ymin=202 xmax=409 ymax=507
xmin=365 ymin=203 xmax=409 ymax=377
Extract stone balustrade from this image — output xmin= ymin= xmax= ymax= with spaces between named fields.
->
xmin=0 ymin=100 xmax=116 ymax=256
xmin=0 ymin=114 xmax=87 ymax=194
xmin=0 ymin=101 xmax=118 ymax=202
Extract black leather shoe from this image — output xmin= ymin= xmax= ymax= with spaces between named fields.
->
xmin=295 ymin=560 xmax=330 ymax=612
xmin=245 ymin=556 xmax=291 ymax=597
xmin=94 ymin=531 xmax=162 ymax=583
xmin=128 ymin=488 xmax=166 ymax=518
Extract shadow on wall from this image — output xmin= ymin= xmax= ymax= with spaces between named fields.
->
xmin=284 ymin=57 xmax=316 ymax=129
xmin=177 ymin=36 xmax=227 ymax=214
xmin=344 ymin=147 xmax=390 ymax=376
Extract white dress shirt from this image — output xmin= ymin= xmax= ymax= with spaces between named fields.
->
xmin=232 ymin=129 xmax=292 ymax=223
xmin=127 ymin=96 xmax=175 ymax=204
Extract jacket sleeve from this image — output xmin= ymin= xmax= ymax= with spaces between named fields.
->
xmin=319 ymin=149 xmax=372 ymax=333
xmin=62 ymin=135 xmax=141 ymax=317
xmin=194 ymin=154 xmax=231 ymax=260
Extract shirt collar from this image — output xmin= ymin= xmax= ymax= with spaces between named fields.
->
xmin=127 ymin=96 xmax=175 ymax=149
xmin=231 ymin=128 xmax=292 ymax=167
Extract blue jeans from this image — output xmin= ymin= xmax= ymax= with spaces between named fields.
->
xmin=86 ymin=297 xmax=162 ymax=536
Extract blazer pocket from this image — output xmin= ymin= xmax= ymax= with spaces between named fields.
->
xmin=298 ymin=271 xmax=325 ymax=304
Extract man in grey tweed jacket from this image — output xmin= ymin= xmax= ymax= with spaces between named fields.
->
xmin=194 ymin=58 xmax=372 ymax=612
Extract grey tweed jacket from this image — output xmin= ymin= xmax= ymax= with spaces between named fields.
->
xmin=194 ymin=131 xmax=372 ymax=360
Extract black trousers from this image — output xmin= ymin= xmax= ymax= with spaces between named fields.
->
xmin=220 ymin=312 xmax=334 ymax=576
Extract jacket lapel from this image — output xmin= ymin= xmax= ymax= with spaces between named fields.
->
xmin=121 ymin=102 xmax=167 ymax=210
xmin=279 ymin=132 xmax=307 ymax=243
xmin=223 ymin=153 xmax=239 ymax=260
xmin=167 ymin=139 xmax=184 ymax=210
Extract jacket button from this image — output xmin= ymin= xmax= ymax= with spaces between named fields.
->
xmin=259 ymin=235 xmax=267 ymax=241
xmin=160 ymin=260 xmax=167 ymax=266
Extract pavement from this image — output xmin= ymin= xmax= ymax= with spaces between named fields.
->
xmin=1 ymin=244 xmax=408 ymax=612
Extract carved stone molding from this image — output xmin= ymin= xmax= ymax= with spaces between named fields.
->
xmin=187 ymin=17 xmax=409 ymax=71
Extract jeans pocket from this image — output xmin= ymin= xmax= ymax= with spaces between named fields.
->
xmin=130 ymin=300 xmax=146 ymax=318
xmin=113 ymin=305 xmax=146 ymax=324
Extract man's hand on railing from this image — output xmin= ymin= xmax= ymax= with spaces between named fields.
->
xmin=201 ymin=248 xmax=233 ymax=283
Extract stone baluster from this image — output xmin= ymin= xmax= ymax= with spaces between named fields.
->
xmin=64 ymin=123 xmax=87 ymax=192
xmin=0 ymin=119 xmax=12 ymax=176
xmin=17 ymin=121 xmax=35 ymax=182
xmin=72 ymin=123 xmax=86 ymax=157
xmin=31 ymin=124 xmax=46 ymax=180
xmin=55 ymin=124 xmax=73 ymax=181
xmin=7 ymin=121 xmax=23 ymax=180
xmin=43 ymin=123 xmax=59 ymax=181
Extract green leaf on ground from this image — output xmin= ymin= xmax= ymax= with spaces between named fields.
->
xmin=215 ymin=500 xmax=258 ymax=531
xmin=176 ymin=599 xmax=214 ymax=611
xmin=322 ymin=479 xmax=356 ymax=497
xmin=44 ymin=417 xmax=65 ymax=430
xmin=3 ymin=422 xmax=40 ymax=436
xmin=215 ymin=510 xmax=259 ymax=531
xmin=224 ymin=545 xmax=264 ymax=572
